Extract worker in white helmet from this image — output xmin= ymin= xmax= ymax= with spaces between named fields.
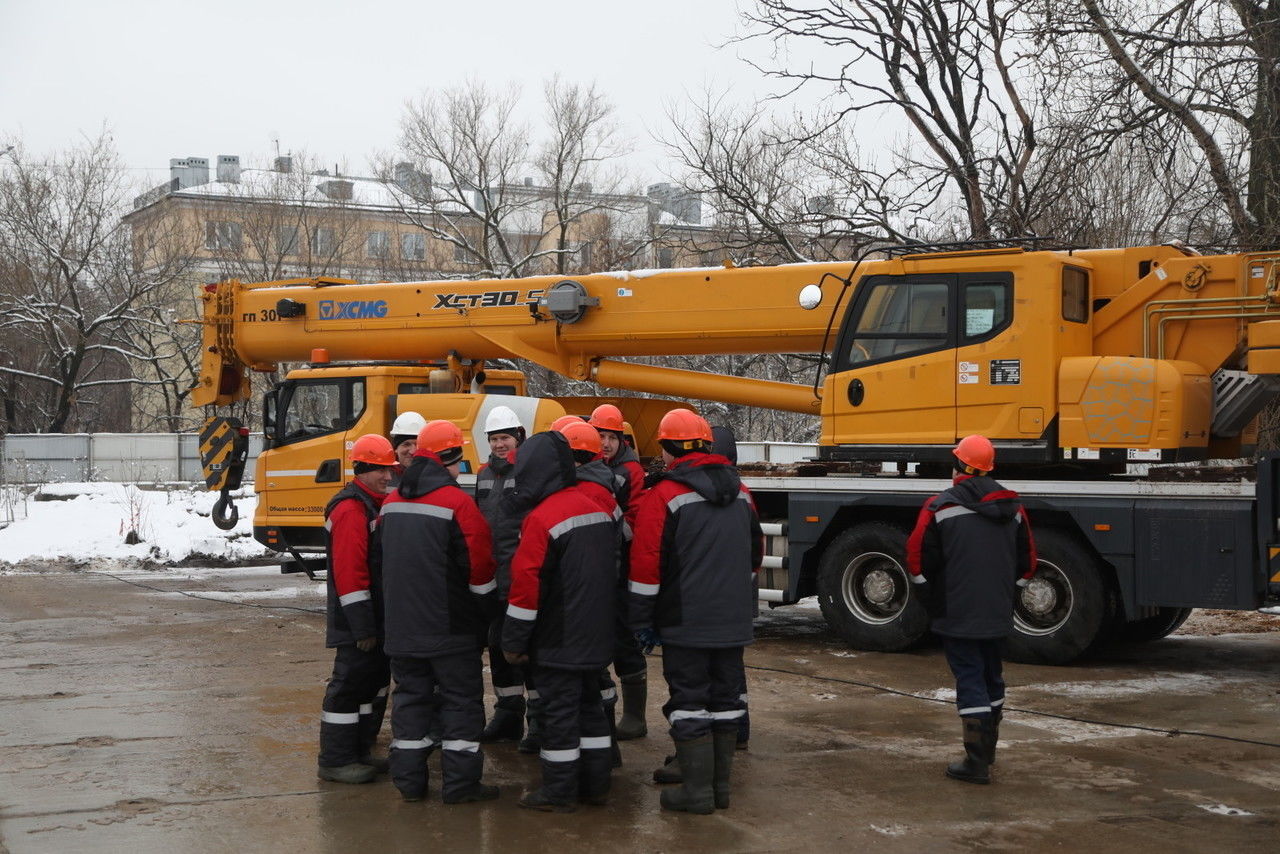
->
xmin=388 ymin=411 xmax=427 ymax=486
xmin=473 ymin=405 xmax=535 ymax=746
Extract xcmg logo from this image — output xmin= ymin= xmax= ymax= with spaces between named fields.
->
xmin=319 ymin=299 xmax=389 ymax=320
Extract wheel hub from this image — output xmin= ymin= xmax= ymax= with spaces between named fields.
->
xmin=862 ymin=569 xmax=896 ymax=606
xmin=1020 ymin=578 xmax=1058 ymax=616
xmin=840 ymin=552 xmax=908 ymax=625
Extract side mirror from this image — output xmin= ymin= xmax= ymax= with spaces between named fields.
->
xmin=263 ymin=389 xmax=279 ymax=442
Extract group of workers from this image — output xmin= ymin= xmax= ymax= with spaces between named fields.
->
xmin=318 ymin=403 xmax=762 ymax=812
xmin=318 ymin=399 xmax=1035 ymax=811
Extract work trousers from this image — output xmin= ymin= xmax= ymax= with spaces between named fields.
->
xmin=533 ymin=665 xmax=612 ymax=802
xmin=612 ymin=580 xmax=647 ymax=681
xmin=661 ymin=644 xmax=747 ymax=742
xmin=942 ymin=636 xmax=1006 ymax=718
xmin=487 ymin=616 xmax=531 ymax=712
xmin=319 ymin=643 xmax=390 ymax=767
xmin=389 ymin=651 xmax=486 ymax=800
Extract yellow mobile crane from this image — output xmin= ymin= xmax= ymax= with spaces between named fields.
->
xmin=194 ymin=240 xmax=1280 ymax=663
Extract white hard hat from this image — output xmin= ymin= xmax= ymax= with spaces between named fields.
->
xmin=390 ymin=411 xmax=427 ymax=439
xmin=484 ymin=405 xmax=523 ymax=435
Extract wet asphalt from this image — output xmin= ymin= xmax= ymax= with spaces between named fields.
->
xmin=1 ymin=565 xmax=1278 ymax=853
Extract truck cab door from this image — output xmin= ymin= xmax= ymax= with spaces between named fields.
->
xmin=257 ymin=378 xmax=367 ymax=544
xmin=953 ymin=273 xmax=1036 ymax=438
xmin=823 ymin=274 xmax=957 ymax=447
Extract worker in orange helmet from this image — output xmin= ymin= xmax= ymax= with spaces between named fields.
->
xmin=588 ymin=403 xmax=651 ymax=741
xmin=504 ymin=427 xmax=620 ymax=811
xmin=379 ymin=420 xmax=501 ymax=804
xmin=549 ymin=413 xmax=586 ymax=432
xmin=629 ymin=408 xmax=763 ymax=814
xmin=317 ymin=434 xmax=397 ymax=785
xmin=905 ymin=434 xmax=1037 ymax=785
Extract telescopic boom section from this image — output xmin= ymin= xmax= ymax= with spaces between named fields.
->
xmin=193 ymin=264 xmax=842 ymax=412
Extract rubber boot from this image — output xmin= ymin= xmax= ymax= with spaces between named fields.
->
xmin=518 ymin=789 xmax=576 ymax=814
xmin=988 ymin=707 xmax=1002 ymax=765
xmin=607 ymin=704 xmax=623 ymax=768
xmin=736 ymin=707 xmax=750 ymax=750
xmin=712 ymin=729 xmax=736 ymax=809
xmin=517 ymin=699 xmax=543 ymax=754
xmin=480 ymin=703 xmax=524 ymax=744
xmin=653 ymin=753 xmax=682 ymax=784
xmin=945 ymin=716 xmax=991 ymax=785
xmin=616 ymin=676 xmax=648 ymax=740
xmin=317 ymin=762 xmax=376 ymax=784
xmin=660 ymin=736 xmax=715 ymax=815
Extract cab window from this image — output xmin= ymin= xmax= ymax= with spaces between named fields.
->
xmin=277 ymin=379 xmax=366 ymax=445
xmin=1063 ymin=267 xmax=1089 ymax=323
xmin=845 ymin=280 xmax=949 ymax=366
xmin=962 ymin=281 xmax=1012 ymax=342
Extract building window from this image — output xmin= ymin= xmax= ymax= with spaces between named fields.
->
xmin=367 ymin=230 xmax=389 ymax=259
xmin=401 ymin=232 xmax=426 ymax=261
xmin=312 ymin=227 xmax=334 ymax=256
xmin=657 ymin=247 xmax=674 ymax=269
xmin=205 ymin=220 xmax=242 ymax=252
xmin=577 ymin=241 xmax=593 ymax=270
xmin=277 ymin=225 xmax=298 ymax=255
xmin=454 ymin=242 xmax=470 ymax=264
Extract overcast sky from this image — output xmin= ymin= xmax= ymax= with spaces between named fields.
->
xmin=0 ymin=0 xmax=804 ymax=187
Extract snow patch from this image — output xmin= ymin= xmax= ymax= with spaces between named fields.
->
xmin=0 ymin=484 xmax=266 ymax=566
xmin=1197 ymin=803 xmax=1254 ymax=817
xmin=1021 ymin=673 xmax=1221 ymax=698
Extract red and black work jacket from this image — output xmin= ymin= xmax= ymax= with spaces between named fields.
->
xmin=606 ymin=443 xmax=647 ymax=533
xmin=503 ymin=432 xmax=619 ymax=670
xmin=475 ymin=452 xmax=525 ymax=599
xmin=323 ymin=479 xmax=387 ymax=647
xmin=628 ymin=452 xmax=763 ymax=648
xmin=906 ymin=474 xmax=1037 ymax=640
xmin=380 ymin=451 xmax=497 ymax=658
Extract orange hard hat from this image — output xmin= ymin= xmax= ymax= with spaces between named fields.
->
xmin=589 ymin=403 xmax=625 ymax=433
xmin=658 ymin=408 xmax=705 ymax=442
xmin=550 ymin=414 xmax=584 ymax=432
xmin=954 ymin=434 xmax=995 ymax=473
xmin=350 ymin=434 xmax=396 ymax=466
xmin=417 ymin=420 xmax=469 ymax=454
xmin=697 ymin=415 xmax=713 ymax=442
xmin=558 ymin=420 xmax=602 ymax=455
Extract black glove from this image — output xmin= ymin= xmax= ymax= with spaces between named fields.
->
xmin=634 ymin=627 xmax=662 ymax=655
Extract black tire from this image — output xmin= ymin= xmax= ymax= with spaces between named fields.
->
xmin=816 ymin=522 xmax=931 ymax=652
xmin=1005 ymin=528 xmax=1107 ymax=665
xmin=1114 ymin=607 xmax=1194 ymax=643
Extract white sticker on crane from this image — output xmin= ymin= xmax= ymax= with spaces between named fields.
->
xmin=617 ymin=288 xmax=633 ymax=297
xmin=1076 ymin=448 xmax=1100 ymax=460
xmin=1154 ymin=266 xmax=1168 ymax=280
xmin=958 ymin=360 xmax=980 ymax=385
xmin=1127 ymin=448 xmax=1162 ymax=461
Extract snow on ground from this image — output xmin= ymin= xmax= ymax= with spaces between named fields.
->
xmin=0 ymin=482 xmax=266 ymax=567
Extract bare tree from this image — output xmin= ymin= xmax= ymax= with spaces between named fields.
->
xmin=0 ymin=134 xmax=195 ymax=433
xmin=535 ymin=76 xmax=636 ymax=274
xmin=1028 ymin=0 xmax=1280 ymax=248
xmin=661 ymin=93 xmax=934 ymax=263
xmin=382 ymin=78 xmax=647 ymax=279
xmin=741 ymin=0 xmax=1074 ymax=241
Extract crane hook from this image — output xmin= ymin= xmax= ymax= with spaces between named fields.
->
xmin=212 ymin=487 xmax=239 ymax=531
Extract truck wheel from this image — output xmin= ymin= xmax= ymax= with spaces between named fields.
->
xmin=1115 ymin=607 xmax=1194 ymax=643
xmin=817 ymin=522 xmax=930 ymax=652
xmin=1006 ymin=528 xmax=1107 ymax=665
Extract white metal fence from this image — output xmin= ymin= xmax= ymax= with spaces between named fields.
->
xmin=0 ymin=433 xmax=818 ymax=485
xmin=1 ymin=433 xmax=265 ymax=484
